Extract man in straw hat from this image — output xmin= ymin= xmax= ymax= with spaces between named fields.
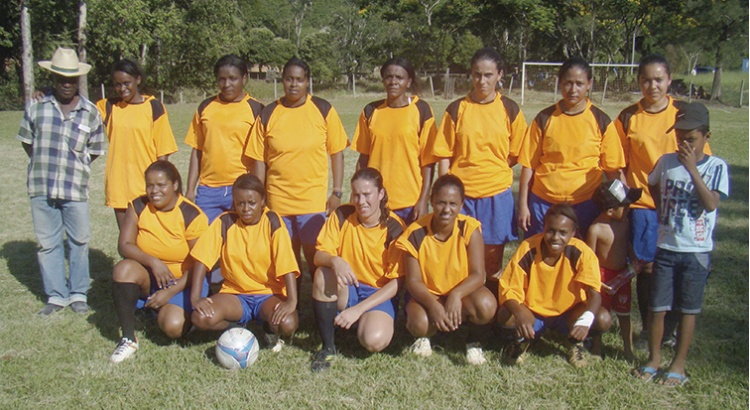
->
xmin=17 ymin=47 xmax=106 ymax=316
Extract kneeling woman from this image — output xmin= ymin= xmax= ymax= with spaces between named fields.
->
xmin=311 ymin=168 xmax=405 ymax=372
xmin=395 ymin=175 xmax=497 ymax=365
xmin=110 ymin=160 xmax=209 ymax=364
xmin=189 ymin=174 xmax=299 ymax=350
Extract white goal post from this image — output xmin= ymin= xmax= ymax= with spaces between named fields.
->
xmin=521 ymin=62 xmax=639 ymax=105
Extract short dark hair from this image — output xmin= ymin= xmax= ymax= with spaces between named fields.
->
xmin=543 ymin=203 xmax=578 ymax=230
xmin=470 ymin=47 xmax=504 ymax=72
xmin=112 ymin=59 xmax=143 ymax=80
xmin=145 ymin=160 xmax=182 ymax=194
xmin=638 ymin=54 xmax=671 ymax=78
xmin=283 ymin=57 xmax=310 ymax=79
xmin=558 ymin=56 xmax=592 ymax=81
xmin=431 ymin=174 xmax=465 ymax=202
xmin=214 ymin=54 xmax=248 ymax=77
xmin=232 ymin=173 xmax=266 ymax=199
xmin=380 ymin=57 xmax=418 ymax=94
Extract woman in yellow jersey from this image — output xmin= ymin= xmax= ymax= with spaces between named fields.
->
xmin=97 ymin=59 xmax=177 ymax=229
xmin=615 ymin=54 xmax=711 ymax=348
xmin=185 ymin=54 xmax=264 ymax=222
xmin=310 ymin=168 xmax=405 ymax=372
xmin=110 ymin=160 xmax=209 ymax=364
xmin=518 ymin=57 xmax=625 ymax=237
xmin=189 ymin=174 xmax=299 ymax=351
xmin=245 ymin=57 xmax=348 ymax=277
xmin=351 ymin=57 xmax=437 ymax=225
xmin=434 ymin=47 xmax=527 ymax=294
xmin=395 ymin=175 xmax=497 ymax=365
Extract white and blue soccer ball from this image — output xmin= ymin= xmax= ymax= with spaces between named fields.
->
xmin=215 ymin=328 xmax=259 ymax=369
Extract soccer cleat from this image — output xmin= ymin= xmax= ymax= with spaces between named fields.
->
xmin=37 ymin=303 xmax=64 ymax=316
xmin=311 ymin=347 xmax=336 ymax=372
xmin=410 ymin=337 xmax=432 ymax=357
xmin=69 ymin=301 xmax=90 ymax=314
xmin=568 ymin=341 xmax=588 ymax=368
xmin=110 ymin=338 xmax=139 ymax=364
xmin=502 ymin=340 xmax=530 ymax=366
xmin=465 ymin=342 xmax=487 ymax=365
xmin=264 ymin=333 xmax=285 ymax=353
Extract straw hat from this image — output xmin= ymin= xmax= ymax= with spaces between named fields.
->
xmin=38 ymin=47 xmax=91 ymax=77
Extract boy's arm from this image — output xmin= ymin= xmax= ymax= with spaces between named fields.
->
xmin=569 ymin=285 xmax=602 ymax=341
xmin=677 ymin=142 xmax=720 ymax=211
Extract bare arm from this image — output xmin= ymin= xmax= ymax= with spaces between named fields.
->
xmin=22 ymin=142 xmax=32 ymax=158
xmin=252 ymin=160 xmax=267 ymax=184
xmin=118 ymin=205 xmax=174 ymax=289
xmin=412 ymin=164 xmax=434 ymax=221
xmin=437 ymin=158 xmax=450 ymax=176
xmin=185 ymin=149 xmax=201 ymax=201
xmin=326 ymin=151 xmax=344 ymax=215
xmin=356 ymin=153 xmax=369 ymax=170
xmin=517 ymin=166 xmax=534 ymax=231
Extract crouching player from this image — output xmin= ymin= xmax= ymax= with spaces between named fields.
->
xmin=498 ymin=204 xmax=606 ymax=367
xmin=587 ymin=179 xmax=643 ymax=362
xmin=311 ymin=168 xmax=405 ymax=372
xmin=190 ymin=174 xmax=299 ymax=350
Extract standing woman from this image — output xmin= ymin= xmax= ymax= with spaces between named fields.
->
xmin=245 ymin=57 xmax=349 ymax=277
xmin=433 ymin=47 xmax=527 ymax=291
xmin=518 ymin=57 xmax=625 ymax=237
xmin=395 ymin=175 xmax=497 ymax=365
xmin=110 ymin=161 xmax=209 ymax=363
xmin=615 ymin=54 xmax=711 ymax=346
xmin=310 ymin=168 xmax=405 ymax=372
xmin=185 ymin=54 xmax=264 ymax=222
xmin=351 ymin=57 xmax=438 ymax=225
xmin=97 ymin=59 xmax=177 ymax=229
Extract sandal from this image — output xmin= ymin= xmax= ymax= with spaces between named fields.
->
xmin=631 ymin=366 xmax=659 ymax=382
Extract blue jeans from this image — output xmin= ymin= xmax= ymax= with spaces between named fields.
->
xmin=30 ymin=197 xmax=90 ymax=306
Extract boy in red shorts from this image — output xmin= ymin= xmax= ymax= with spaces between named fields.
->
xmin=587 ymin=179 xmax=642 ymax=363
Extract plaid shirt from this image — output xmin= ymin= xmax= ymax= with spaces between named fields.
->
xmin=17 ymin=94 xmax=106 ymax=201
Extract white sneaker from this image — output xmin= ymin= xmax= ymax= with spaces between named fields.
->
xmin=466 ymin=342 xmax=487 ymax=365
xmin=411 ymin=337 xmax=432 ymax=357
xmin=265 ymin=333 xmax=285 ymax=353
xmin=110 ymin=338 xmax=138 ymax=364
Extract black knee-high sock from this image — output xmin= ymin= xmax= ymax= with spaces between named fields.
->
xmin=112 ymin=282 xmax=142 ymax=341
xmin=467 ymin=322 xmax=487 ymax=345
xmin=313 ymin=299 xmax=337 ymax=351
xmin=636 ymin=272 xmax=651 ymax=329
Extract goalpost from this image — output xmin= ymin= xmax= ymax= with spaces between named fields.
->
xmin=521 ymin=62 xmax=640 ymax=105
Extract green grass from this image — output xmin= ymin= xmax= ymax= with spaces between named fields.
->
xmin=0 ymin=92 xmax=747 ymax=409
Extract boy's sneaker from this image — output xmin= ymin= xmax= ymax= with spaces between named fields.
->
xmin=411 ymin=337 xmax=432 ymax=357
xmin=110 ymin=338 xmax=139 ymax=363
xmin=662 ymin=333 xmax=677 ymax=348
xmin=37 ymin=303 xmax=64 ymax=316
xmin=568 ymin=341 xmax=588 ymax=368
xmin=264 ymin=333 xmax=285 ymax=353
xmin=311 ymin=347 xmax=336 ymax=372
xmin=502 ymin=340 xmax=530 ymax=365
xmin=465 ymin=342 xmax=487 ymax=365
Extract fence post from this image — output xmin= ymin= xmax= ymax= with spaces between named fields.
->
xmin=508 ymin=77 xmax=514 ymax=95
xmin=101 ymin=83 xmax=105 ymax=99
xmin=740 ymin=79 xmax=745 ymax=107
xmin=180 ymin=91 xmax=183 ymax=104
xmin=309 ymin=76 xmax=313 ymax=95
xmin=688 ymin=79 xmax=693 ymax=103
xmin=521 ymin=62 xmax=526 ymax=105
xmin=160 ymin=90 xmax=164 ymax=101
xmin=429 ymin=76 xmax=435 ymax=98
xmin=352 ymin=73 xmax=356 ymax=97
xmin=274 ymin=78 xmax=277 ymax=100
xmin=601 ymin=74 xmax=609 ymax=105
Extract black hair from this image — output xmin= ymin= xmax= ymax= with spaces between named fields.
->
xmin=558 ymin=56 xmax=592 ymax=81
xmin=638 ymin=54 xmax=671 ymax=78
xmin=214 ymin=54 xmax=248 ymax=78
xmin=283 ymin=57 xmax=310 ymax=80
xmin=351 ymin=167 xmax=390 ymax=227
xmin=145 ymin=160 xmax=182 ymax=194
xmin=431 ymin=174 xmax=465 ymax=202
xmin=543 ymin=203 xmax=579 ymax=230
xmin=470 ymin=47 xmax=504 ymax=72
xmin=112 ymin=58 xmax=143 ymax=80
xmin=380 ymin=57 xmax=418 ymax=94
xmin=232 ymin=173 xmax=266 ymax=200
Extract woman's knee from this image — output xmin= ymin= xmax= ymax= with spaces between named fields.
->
xmin=112 ymin=259 xmax=146 ymax=283
xmin=159 ymin=309 xmax=188 ymax=339
xmin=596 ymin=308 xmax=612 ymax=332
xmin=405 ymin=302 xmax=430 ymax=337
xmin=466 ymin=289 xmax=498 ymax=324
xmin=275 ymin=312 xmax=299 ymax=338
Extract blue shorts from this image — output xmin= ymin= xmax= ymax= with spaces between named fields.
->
xmin=532 ymin=311 xmax=573 ymax=338
xmin=392 ymin=207 xmax=414 ymax=226
xmin=136 ymin=277 xmax=209 ymax=312
xmin=235 ymin=294 xmax=274 ymax=325
xmin=196 ymin=185 xmax=233 ymax=223
xmin=650 ymin=249 xmax=710 ymax=314
xmin=630 ymin=208 xmax=658 ymax=263
xmin=462 ymin=188 xmax=517 ymax=245
xmin=526 ymin=192 xmax=599 ymax=238
xmin=346 ymin=283 xmax=397 ymax=319
xmin=282 ymin=213 xmax=326 ymax=245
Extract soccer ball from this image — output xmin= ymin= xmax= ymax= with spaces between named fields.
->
xmin=215 ymin=328 xmax=259 ymax=369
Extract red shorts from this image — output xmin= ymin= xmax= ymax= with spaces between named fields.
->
xmin=600 ymin=267 xmax=632 ymax=315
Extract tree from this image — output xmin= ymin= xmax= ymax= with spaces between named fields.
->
xmin=77 ymin=0 xmax=88 ymax=98
xmin=21 ymin=0 xmax=33 ymax=103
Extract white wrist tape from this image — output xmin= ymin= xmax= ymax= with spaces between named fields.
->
xmin=574 ymin=311 xmax=595 ymax=329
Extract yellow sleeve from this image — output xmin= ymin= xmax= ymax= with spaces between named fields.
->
xmin=153 ymin=104 xmax=178 ymax=157
xmin=432 ymin=110 xmax=456 ymax=159
xmin=508 ymin=109 xmax=529 ymax=158
xmin=575 ymin=246 xmax=602 ymax=292
xmin=600 ymin=121 xmax=626 ymax=171
xmin=351 ymin=111 xmax=371 ymax=155
xmin=418 ymin=114 xmax=439 ymax=167
xmin=95 ymin=99 xmax=107 ymax=120
xmin=271 ymin=222 xmax=301 ymax=280
xmin=184 ymin=109 xmax=202 ymax=150
xmin=315 ymin=210 xmax=342 ymax=256
xmin=189 ymin=217 xmax=223 ymax=269
xmin=184 ymin=211 xmax=209 ymax=241
xmin=394 ymin=229 xmax=419 ymax=260
xmin=498 ymin=252 xmax=527 ymax=305
xmin=244 ymin=117 xmax=266 ymax=162
xmin=325 ymin=106 xmax=350 ymax=155
xmin=518 ymin=117 xmax=543 ymax=169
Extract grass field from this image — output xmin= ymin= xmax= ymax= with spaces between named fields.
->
xmin=0 ymin=91 xmax=747 ymax=409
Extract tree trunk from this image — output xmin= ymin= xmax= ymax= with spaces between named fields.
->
xmin=710 ymin=34 xmax=724 ymax=100
xmin=20 ymin=0 xmax=34 ymax=105
xmin=77 ymin=0 xmax=89 ymax=99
